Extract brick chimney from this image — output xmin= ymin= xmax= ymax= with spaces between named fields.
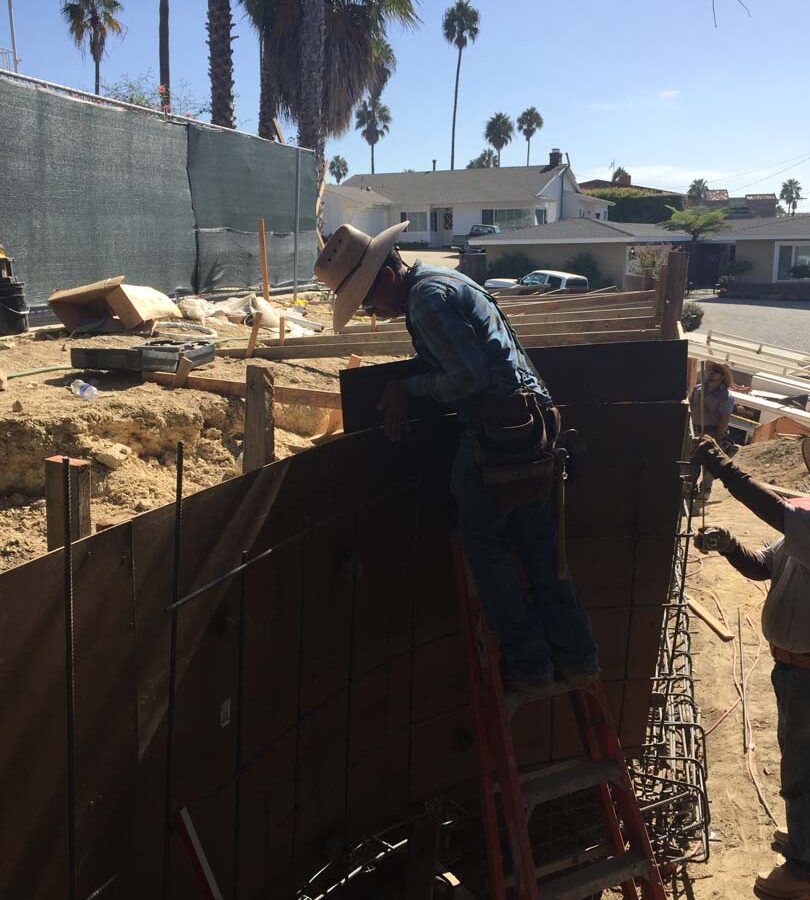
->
xmin=548 ymin=148 xmax=563 ymax=168
xmin=616 ymin=171 xmax=632 ymax=187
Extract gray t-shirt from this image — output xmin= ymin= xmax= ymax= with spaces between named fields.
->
xmin=758 ymin=504 xmax=810 ymax=652
xmin=689 ymin=383 xmax=734 ymax=431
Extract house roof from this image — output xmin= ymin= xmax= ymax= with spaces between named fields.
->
xmin=325 ymin=185 xmax=394 ymax=206
xmin=343 ymin=165 xmax=571 ymax=205
xmin=712 ymin=215 xmax=810 ymax=241
xmin=704 ymin=189 xmax=729 ymax=202
xmin=470 ymin=218 xmax=687 ymax=245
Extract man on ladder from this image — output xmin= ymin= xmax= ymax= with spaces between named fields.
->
xmin=317 ymin=223 xmax=665 ymax=898
xmin=316 ymin=221 xmax=598 ymax=693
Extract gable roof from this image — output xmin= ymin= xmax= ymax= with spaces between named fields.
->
xmin=343 ymin=165 xmax=569 ymax=205
xmin=469 ymin=218 xmax=688 ymax=245
xmin=325 ymin=184 xmax=393 ymax=206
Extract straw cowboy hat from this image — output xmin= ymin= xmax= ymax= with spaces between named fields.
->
xmin=315 ymin=221 xmax=409 ymax=331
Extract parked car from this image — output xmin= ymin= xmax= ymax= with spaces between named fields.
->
xmin=451 ymin=224 xmax=501 ymax=251
xmin=484 ymin=269 xmax=589 ymax=295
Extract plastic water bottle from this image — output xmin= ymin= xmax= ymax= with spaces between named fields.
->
xmin=70 ymin=379 xmax=98 ymax=400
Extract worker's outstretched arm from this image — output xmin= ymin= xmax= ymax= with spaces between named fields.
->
xmin=692 ymin=438 xmax=787 ymax=533
xmin=695 ymin=527 xmax=773 ymax=580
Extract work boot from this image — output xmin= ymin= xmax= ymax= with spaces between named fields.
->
xmin=774 ymin=827 xmax=789 ymax=850
xmin=754 ymin=863 xmax=810 ymax=898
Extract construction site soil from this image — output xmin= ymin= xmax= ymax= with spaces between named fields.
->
xmin=0 ymin=304 xmax=401 ymax=571
xmin=2 ymin=297 xmax=805 ymax=896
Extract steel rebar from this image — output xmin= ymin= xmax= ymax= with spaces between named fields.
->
xmin=62 ymin=456 xmax=78 ymax=900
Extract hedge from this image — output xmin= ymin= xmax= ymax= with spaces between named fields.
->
xmin=583 ymin=189 xmax=685 ymax=223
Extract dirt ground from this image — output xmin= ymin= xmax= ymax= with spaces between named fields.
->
xmin=685 ymin=437 xmax=806 ymax=898
xmin=0 ymin=301 xmax=403 ymax=571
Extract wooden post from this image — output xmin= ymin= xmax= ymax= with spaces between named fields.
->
xmin=45 ymin=456 xmax=91 ymax=550
xmin=172 ymin=355 xmax=194 ymax=388
xmin=278 ymin=314 xmax=286 ymax=345
xmin=654 ymin=264 xmax=667 ymax=327
xmin=245 ymin=312 xmax=263 ymax=359
xmin=258 ymin=218 xmax=271 ymax=302
xmin=243 ymin=365 xmax=275 ymax=472
xmin=661 ymin=251 xmax=688 ymax=340
xmin=315 ymin=160 xmax=328 ymax=252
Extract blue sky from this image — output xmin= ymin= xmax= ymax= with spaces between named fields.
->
xmin=3 ymin=0 xmax=809 ymax=207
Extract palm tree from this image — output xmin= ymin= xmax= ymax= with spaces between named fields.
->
xmin=207 ymin=0 xmax=235 ymax=127
xmin=159 ymin=0 xmax=169 ymax=105
xmin=442 ymin=1 xmax=480 ymax=171
xmin=687 ymin=178 xmax=709 ymax=205
xmin=484 ymin=112 xmax=513 ymax=165
xmin=61 ymin=1 xmax=125 ymax=95
xmin=517 ymin=107 xmax=543 ymax=166
xmin=611 ymin=165 xmax=629 ymax=184
xmin=780 ymin=179 xmax=803 ymax=217
xmin=329 ymin=155 xmax=348 ymax=184
xmin=467 ymin=148 xmax=498 ymax=169
xmin=355 ymin=94 xmax=391 ymax=174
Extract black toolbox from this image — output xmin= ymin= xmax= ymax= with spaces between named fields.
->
xmin=70 ymin=340 xmax=216 ymax=373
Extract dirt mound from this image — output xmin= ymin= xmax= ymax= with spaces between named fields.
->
xmin=735 ymin=436 xmax=810 ymax=492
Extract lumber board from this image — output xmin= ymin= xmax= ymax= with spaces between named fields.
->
xmin=219 ymin=329 xmax=661 ymax=361
xmin=44 ymin=456 xmax=91 ymax=550
xmin=340 ymin=338 xmax=688 ymax=432
xmin=243 ymin=365 xmax=275 ymax=471
xmin=144 ymin=371 xmax=343 ymax=409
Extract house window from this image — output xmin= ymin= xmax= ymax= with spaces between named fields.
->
xmin=487 ymin=209 xmax=533 ymax=229
xmin=481 ymin=209 xmax=494 ymax=225
xmin=777 ymin=244 xmax=810 ymax=279
xmin=535 ymin=208 xmax=547 ymax=225
xmin=443 ymin=209 xmax=453 ymax=231
xmin=595 ymin=212 xmax=601 ymax=220
xmin=430 ymin=210 xmax=438 ymax=232
xmin=400 ymin=211 xmax=428 ymax=232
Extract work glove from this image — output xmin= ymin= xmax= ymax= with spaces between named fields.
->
xmin=694 ymin=526 xmax=737 ymax=555
xmin=690 ymin=436 xmax=733 ymax=477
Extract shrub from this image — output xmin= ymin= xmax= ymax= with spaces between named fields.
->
xmin=582 ymin=189 xmax=685 ymax=223
xmin=564 ymin=252 xmax=610 ymax=288
xmin=789 ymin=264 xmax=810 ymax=280
xmin=630 ymin=244 xmax=671 ymax=276
xmin=486 ymin=252 xmax=542 ymax=278
xmin=682 ymin=301 xmax=704 ymax=331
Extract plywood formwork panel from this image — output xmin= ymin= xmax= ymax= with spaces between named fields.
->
xmin=0 ymin=337 xmax=687 ymax=898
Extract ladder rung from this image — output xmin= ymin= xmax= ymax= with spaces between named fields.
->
xmin=504 ymin=843 xmax=611 ymax=888
xmin=520 ymin=757 xmax=621 ymax=807
xmin=539 ymin=850 xmax=649 ymax=899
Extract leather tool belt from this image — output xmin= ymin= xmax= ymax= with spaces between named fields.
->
xmin=772 ymin=644 xmax=810 ymax=669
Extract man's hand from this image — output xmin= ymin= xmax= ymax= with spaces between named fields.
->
xmin=377 ymin=380 xmax=409 ymax=442
xmin=691 ymin=435 xmax=731 ymax=476
xmin=694 ymin=526 xmax=736 ymax=554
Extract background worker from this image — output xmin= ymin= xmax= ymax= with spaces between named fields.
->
xmin=692 ymin=436 xmax=810 ymax=900
xmin=315 ymin=222 xmax=598 ymax=694
xmin=690 ymin=361 xmax=734 ymax=499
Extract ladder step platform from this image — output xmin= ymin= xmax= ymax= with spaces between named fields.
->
xmin=539 ymin=850 xmax=650 ymax=900
xmin=518 ymin=757 xmax=622 ymax=808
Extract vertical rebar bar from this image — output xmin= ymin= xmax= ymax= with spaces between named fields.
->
xmin=162 ymin=441 xmax=184 ymax=899
xmin=739 ymin=608 xmax=749 ymax=753
xmin=62 ymin=456 xmax=77 ymax=900
xmin=233 ymin=549 xmax=248 ymax=900
xmin=293 ymin=147 xmax=301 ymax=303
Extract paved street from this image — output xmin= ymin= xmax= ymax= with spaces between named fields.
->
xmin=694 ymin=296 xmax=810 ymax=353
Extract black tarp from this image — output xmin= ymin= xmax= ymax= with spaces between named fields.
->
xmin=0 ymin=77 xmax=317 ymax=303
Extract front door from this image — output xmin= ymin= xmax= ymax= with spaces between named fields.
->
xmin=430 ymin=208 xmax=454 ymax=248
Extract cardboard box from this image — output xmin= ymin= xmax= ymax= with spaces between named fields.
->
xmin=49 ymin=277 xmax=181 ymax=331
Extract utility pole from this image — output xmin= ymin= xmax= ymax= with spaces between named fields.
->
xmin=7 ymin=0 xmax=19 ymax=72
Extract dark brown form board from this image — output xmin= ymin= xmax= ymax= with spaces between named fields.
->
xmin=0 ymin=338 xmax=687 ymax=898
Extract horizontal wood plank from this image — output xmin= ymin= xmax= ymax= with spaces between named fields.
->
xmin=143 ymin=372 xmax=342 ymax=409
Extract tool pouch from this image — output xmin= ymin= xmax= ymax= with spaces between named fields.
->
xmin=477 ymin=447 xmax=556 ymax=513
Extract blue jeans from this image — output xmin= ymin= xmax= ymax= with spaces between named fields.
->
xmin=450 ymin=434 xmax=598 ymax=683
xmin=772 ymin=662 xmax=810 ymax=873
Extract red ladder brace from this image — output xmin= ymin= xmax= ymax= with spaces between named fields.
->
xmin=452 ymin=539 xmax=666 ymax=900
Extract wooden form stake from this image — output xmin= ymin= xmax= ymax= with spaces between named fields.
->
xmin=243 ymin=365 xmax=275 ymax=472
xmin=246 ymin=312 xmax=263 ymax=360
xmin=278 ymin=315 xmax=286 ymax=345
xmin=172 ymin=355 xmax=194 ymax=388
xmin=258 ymin=218 xmax=271 ymax=302
xmin=45 ymin=456 xmax=91 ymax=550
xmin=661 ymin=251 xmax=688 ymax=340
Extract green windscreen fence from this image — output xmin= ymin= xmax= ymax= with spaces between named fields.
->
xmin=0 ymin=76 xmax=317 ymax=305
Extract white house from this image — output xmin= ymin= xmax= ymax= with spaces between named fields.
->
xmin=322 ymin=149 xmax=611 ymax=247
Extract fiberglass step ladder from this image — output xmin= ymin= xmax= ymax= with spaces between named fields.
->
xmin=452 ymin=541 xmax=667 ymax=900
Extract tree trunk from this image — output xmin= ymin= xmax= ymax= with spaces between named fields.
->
xmin=298 ymin=0 xmax=326 ymax=171
xmin=526 ymin=137 xmax=530 ymax=166
xmin=159 ymin=0 xmax=170 ymax=103
xmin=257 ymin=29 xmax=278 ymax=140
xmin=94 ymin=55 xmax=100 ymax=95
xmin=371 ymin=142 xmax=375 ymax=175
xmin=450 ymin=45 xmax=462 ymax=170
xmin=207 ymin=0 xmax=235 ymax=129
